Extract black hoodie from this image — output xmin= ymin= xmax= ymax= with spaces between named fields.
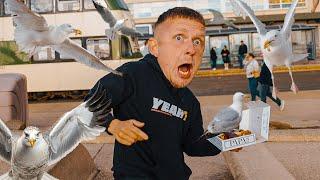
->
xmin=85 ymin=54 xmax=221 ymax=180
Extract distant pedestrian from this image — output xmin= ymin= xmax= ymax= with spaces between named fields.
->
xmin=221 ymin=45 xmax=230 ymax=70
xmin=258 ymin=62 xmax=285 ymax=111
xmin=238 ymin=40 xmax=247 ymax=69
xmin=244 ymin=53 xmax=260 ymax=101
xmin=140 ymin=39 xmax=149 ymax=56
xmin=210 ymin=47 xmax=217 ymax=70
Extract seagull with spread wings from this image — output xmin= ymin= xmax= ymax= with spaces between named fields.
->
xmin=200 ymin=9 xmax=240 ymax=30
xmin=0 ymin=83 xmax=110 ymax=180
xmin=230 ymin=0 xmax=307 ymax=98
xmin=5 ymin=0 xmax=121 ymax=75
xmin=92 ymin=0 xmax=143 ymax=40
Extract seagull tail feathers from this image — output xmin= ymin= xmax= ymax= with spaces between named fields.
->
xmin=105 ymin=28 xmax=117 ymax=41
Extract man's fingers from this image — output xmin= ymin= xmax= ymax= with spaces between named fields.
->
xmin=131 ymin=126 xmax=148 ymax=140
xmin=118 ymin=131 xmax=135 ymax=144
xmin=125 ymin=129 xmax=138 ymax=140
xmin=131 ymin=120 xmax=145 ymax=128
xmin=114 ymin=134 xmax=132 ymax=146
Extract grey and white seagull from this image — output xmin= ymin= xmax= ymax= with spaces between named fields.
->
xmin=230 ymin=0 xmax=307 ymax=98
xmin=5 ymin=0 xmax=121 ymax=76
xmin=196 ymin=92 xmax=246 ymax=141
xmin=207 ymin=92 xmax=245 ymax=135
xmin=92 ymin=0 xmax=143 ymax=40
xmin=200 ymin=9 xmax=240 ymax=30
xmin=0 ymin=83 xmax=111 ymax=180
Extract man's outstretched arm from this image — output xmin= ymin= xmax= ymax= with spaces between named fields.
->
xmin=85 ymin=66 xmax=148 ymax=146
xmin=183 ymin=101 xmax=221 ymax=156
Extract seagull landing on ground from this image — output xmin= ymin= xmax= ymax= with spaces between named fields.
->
xmin=5 ymin=0 xmax=121 ymax=76
xmin=230 ymin=0 xmax=307 ymax=98
xmin=0 ymin=83 xmax=110 ymax=179
xmin=92 ymin=0 xmax=143 ymax=40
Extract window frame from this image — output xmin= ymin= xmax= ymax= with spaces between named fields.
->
xmin=82 ymin=0 xmax=96 ymax=11
xmin=29 ymin=0 xmax=55 ymax=14
xmin=85 ymin=36 xmax=112 ymax=60
xmin=56 ymin=0 xmax=82 ymax=13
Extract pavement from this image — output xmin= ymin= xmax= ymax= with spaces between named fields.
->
xmin=1 ymin=89 xmax=320 ymax=179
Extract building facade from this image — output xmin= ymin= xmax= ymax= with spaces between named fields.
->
xmin=0 ymin=0 xmax=319 ymax=66
xmin=126 ymin=0 xmax=320 ymax=66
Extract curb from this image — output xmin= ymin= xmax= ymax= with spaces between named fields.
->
xmin=223 ymin=143 xmax=295 ymax=180
xmin=269 ymin=129 xmax=320 ymax=142
xmin=196 ymin=64 xmax=320 ymax=77
xmin=84 ymin=133 xmax=115 ymax=144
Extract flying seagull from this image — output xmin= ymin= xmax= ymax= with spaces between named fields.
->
xmin=196 ymin=92 xmax=246 ymax=141
xmin=92 ymin=0 xmax=143 ymax=40
xmin=0 ymin=83 xmax=110 ymax=179
xmin=230 ymin=0 xmax=307 ymax=98
xmin=200 ymin=9 xmax=240 ymax=30
xmin=5 ymin=0 xmax=121 ymax=76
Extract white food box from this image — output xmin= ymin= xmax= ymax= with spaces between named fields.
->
xmin=207 ymin=101 xmax=270 ymax=151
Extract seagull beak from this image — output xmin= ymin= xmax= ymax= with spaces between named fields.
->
xmin=243 ymin=95 xmax=250 ymax=101
xmin=73 ymin=29 xmax=82 ymax=36
xmin=29 ymin=139 xmax=36 ymax=148
xmin=263 ymin=40 xmax=273 ymax=50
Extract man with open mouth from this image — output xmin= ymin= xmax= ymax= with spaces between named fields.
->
xmin=85 ymin=7 xmax=221 ymax=180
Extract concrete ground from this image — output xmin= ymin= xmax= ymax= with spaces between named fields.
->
xmin=2 ymin=90 xmax=319 ymax=179
xmin=265 ymin=142 xmax=320 ymax=180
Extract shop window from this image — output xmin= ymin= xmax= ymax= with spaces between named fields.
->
xmin=86 ymin=38 xmax=111 ymax=60
xmin=57 ymin=0 xmax=80 ymax=12
xmin=30 ymin=0 xmax=54 ymax=13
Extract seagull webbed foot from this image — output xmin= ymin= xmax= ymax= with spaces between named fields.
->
xmin=290 ymin=82 xmax=298 ymax=94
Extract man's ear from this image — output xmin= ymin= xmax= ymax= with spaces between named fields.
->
xmin=147 ymin=37 xmax=159 ymax=57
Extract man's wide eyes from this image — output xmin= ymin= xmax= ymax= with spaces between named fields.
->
xmin=193 ymin=39 xmax=201 ymax=46
xmin=175 ymin=35 xmax=183 ymax=41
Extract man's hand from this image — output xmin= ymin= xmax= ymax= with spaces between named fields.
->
xmin=108 ymin=119 xmax=149 ymax=146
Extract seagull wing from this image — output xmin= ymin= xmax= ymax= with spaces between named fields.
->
xmin=120 ymin=26 xmax=143 ymax=36
xmin=281 ymin=0 xmax=299 ymax=40
xmin=46 ymin=83 xmax=111 ymax=166
xmin=5 ymin=0 xmax=49 ymax=31
xmin=211 ymin=107 xmax=240 ymax=133
xmin=207 ymin=9 xmax=225 ymax=24
xmin=230 ymin=0 xmax=267 ymax=35
xmin=225 ymin=20 xmax=240 ymax=30
xmin=53 ymin=39 xmax=122 ymax=75
xmin=0 ymin=118 xmax=13 ymax=164
xmin=92 ymin=0 xmax=117 ymax=27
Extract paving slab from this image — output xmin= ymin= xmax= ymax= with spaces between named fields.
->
xmin=223 ymin=143 xmax=295 ymax=180
xmin=266 ymin=142 xmax=320 ymax=180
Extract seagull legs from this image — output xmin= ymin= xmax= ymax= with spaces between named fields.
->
xmin=287 ymin=65 xmax=298 ymax=94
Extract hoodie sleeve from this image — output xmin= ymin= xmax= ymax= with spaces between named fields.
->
xmin=84 ymin=64 xmax=134 ymax=134
xmin=182 ymin=101 xmax=221 ymax=156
